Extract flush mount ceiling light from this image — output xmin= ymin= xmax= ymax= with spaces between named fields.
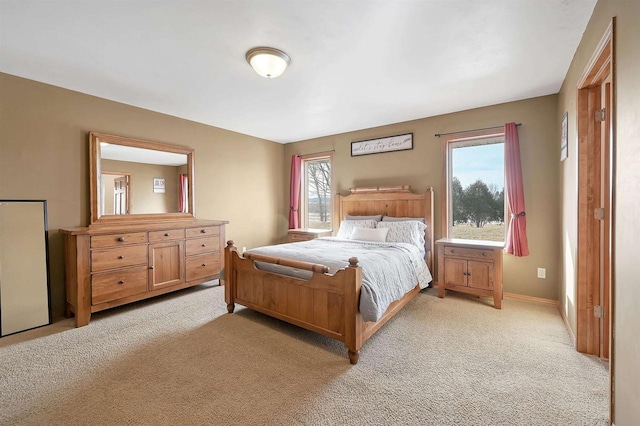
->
xmin=246 ymin=47 xmax=291 ymax=79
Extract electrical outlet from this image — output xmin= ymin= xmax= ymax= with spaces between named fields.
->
xmin=537 ymin=268 xmax=546 ymax=279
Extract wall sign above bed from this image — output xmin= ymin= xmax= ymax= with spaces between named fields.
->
xmin=351 ymin=133 xmax=413 ymax=157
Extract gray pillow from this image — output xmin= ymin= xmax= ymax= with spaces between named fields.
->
xmin=345 ymin=214 xmax=382 ymax=222
xmin=381 ymin=216 xmax=426 ymax=223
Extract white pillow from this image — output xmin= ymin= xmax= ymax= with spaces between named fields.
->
xmin=376 ymin=220 xmax=427 ymax=249
xmin=336 ymin=219 xmax=377 ymax=239
xmin=381 ymin=216 xmax=426 ymax=223
xmin=350 ymin=227 xmax=389 ymax=242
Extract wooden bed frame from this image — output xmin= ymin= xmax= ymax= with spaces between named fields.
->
xmin=224 ymin=185 xmax=434 ymax=364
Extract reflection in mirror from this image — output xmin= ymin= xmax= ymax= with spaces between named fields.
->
xmin=89 ymin=132 xmax=195 ymax=224
xmin=101 ymin=172 xmax=130 ymax=215
xmin=100 ymin=143 xmax=189 ymax=215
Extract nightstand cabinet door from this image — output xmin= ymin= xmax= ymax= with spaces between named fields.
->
xmin=467 ymin=260 xmax=493 ymax=290
xmin=443 ymin=257 xmax=468 ymax=286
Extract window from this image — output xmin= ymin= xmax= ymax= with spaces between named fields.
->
xmin=301 ymin=154 xmax=332 ymax=230
xmin=444 ymin=132 xmax=505 ymax=242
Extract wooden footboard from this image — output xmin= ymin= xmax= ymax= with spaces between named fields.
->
xmin=224 ymin=240 xmax=420 ymax=364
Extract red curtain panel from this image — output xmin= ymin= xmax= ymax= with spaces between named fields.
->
xmin=504 ymin=122 xmax=529 ymax=256
xmin=289 ymin=155 xmax=301 ymax=229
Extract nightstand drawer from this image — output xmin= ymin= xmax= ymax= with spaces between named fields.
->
xmin=288 ymin=228 xmax=331 ymax=243
xmin=444 ymin=246 xmax=493 ymax=260
xmin=289 ymin=233 xmax=316 ymax=242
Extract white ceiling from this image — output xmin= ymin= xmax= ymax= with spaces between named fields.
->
xmin=100 ymin=143 xmax=187 ymax=166
xmin=0 ymin=0 xmax=596 ymax=144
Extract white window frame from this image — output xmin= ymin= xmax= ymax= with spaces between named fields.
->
xmin=300 ymin=153 xmax=333 ymax=230
xmin=443 ymin=131 xmax=506 ymax=242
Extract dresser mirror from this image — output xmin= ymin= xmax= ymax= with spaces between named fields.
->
xmin=89 ymin=132 xmax=195 ymax=224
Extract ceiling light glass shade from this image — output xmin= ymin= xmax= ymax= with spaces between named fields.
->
xmin=246 ymin=47 xmax=291 ymax=79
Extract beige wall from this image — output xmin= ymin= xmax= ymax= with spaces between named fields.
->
xmin=101 ymin=159 xmax=181 ymax=214
xmin=0 ymin=73 xmax=286 ymax=317
xmin=558 ymin=0 xmax=640 ymax=423
xmin=284 ymin=95 xmax=560 ymax=300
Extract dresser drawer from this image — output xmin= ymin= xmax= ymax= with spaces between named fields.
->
xmin=444 ymin=246 xmax=494 ymax=260
xmin=185 ymin=236 xmax=220 ymax=257
xmin=186 ymin=253 xmax=221 ymax=282
xmin=149 ymin=228 xmax=185 ymax=242
xmin=91 ymin=232 xmax=147 ymax=248
xmin=186 ymin=226 xmax=219 ymax=239
xmin=91 ymin=266 xmax=148 ymax=305
xmin=91 ymin=245 xmax=148 ymax=272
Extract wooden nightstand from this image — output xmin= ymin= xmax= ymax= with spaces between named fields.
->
xmin=436 ymin=238 xmax=504 ymax=309
xmin=288 ymin=228 xmax=332 ymax=243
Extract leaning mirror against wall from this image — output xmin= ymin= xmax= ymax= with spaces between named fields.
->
xmin=0 ymin=200 xmax=51 ymax=336
xmin=89 ymin=132 xmax=195 ymax=224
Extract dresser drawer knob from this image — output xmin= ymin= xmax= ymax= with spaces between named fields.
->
xmin=450 ymin=249 xmax=455 ymax=253
xmin=201 ymin=229 xmax=207 ymax=234
xmin=202 ymin=263 xmax=206 ymax=266
xmin=164 ymin=233 xmax=170 ymax=237
xmin=201 ymin=243 xmax=206 ymax=247
xmin=149 ymin=265 xmax=154 ymax=270
xmin=118 ymin=255 xmax=125 ymax=259
xmin=118 ymin=237 xmax=125 ymax=242
xmin=482 ymin=252 xmax=486 ymax=256
xmin=118 ymin=280 xmax=125 ymax=284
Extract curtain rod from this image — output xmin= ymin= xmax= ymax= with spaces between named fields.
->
xmin=297 ymin=149 xmax=335 ymax=157
xmin=435 ymin=123 xmax=521 ymax=137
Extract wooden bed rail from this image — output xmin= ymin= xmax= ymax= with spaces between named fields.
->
xmin=244 ymin=252 xmax=331 ymax=274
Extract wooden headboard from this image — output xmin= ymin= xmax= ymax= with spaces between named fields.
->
xmin=335 ymin=185 xmax=435 ymax=273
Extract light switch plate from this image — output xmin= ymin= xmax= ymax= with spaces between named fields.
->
xmin=537 ymin=268 xmax=546 ymax=279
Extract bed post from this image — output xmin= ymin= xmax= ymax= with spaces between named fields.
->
xmin=344 ymin=257 xmax=363 ymax=364
xmin=224 ymin=240 xmax=237 ymax=313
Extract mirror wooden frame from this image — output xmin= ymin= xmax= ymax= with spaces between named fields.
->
xmin=89 ymin=132 xmax=195 ymax=225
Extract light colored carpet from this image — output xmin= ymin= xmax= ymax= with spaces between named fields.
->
xmin=0 ymin=283 xmax=608 ymax=425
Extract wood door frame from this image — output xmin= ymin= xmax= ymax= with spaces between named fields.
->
xmin=575 ymin=18 xmax=615 ymax=422
xmin=101 ymin=171 xmax=131 ymax=216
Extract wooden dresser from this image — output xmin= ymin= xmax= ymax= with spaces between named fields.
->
xmin=61 ymin=220 xmax=227 ymax=327
xmin=287 ymin=228 xmax=332 ymax=242
xmin=436 ymin=238 xmax=504 ymax=309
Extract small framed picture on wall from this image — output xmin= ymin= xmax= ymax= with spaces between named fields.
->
xmin=560 ymin=112 xmax=568 ymax=161
xmin=153 ymin=177 xmax=165 ymax=193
